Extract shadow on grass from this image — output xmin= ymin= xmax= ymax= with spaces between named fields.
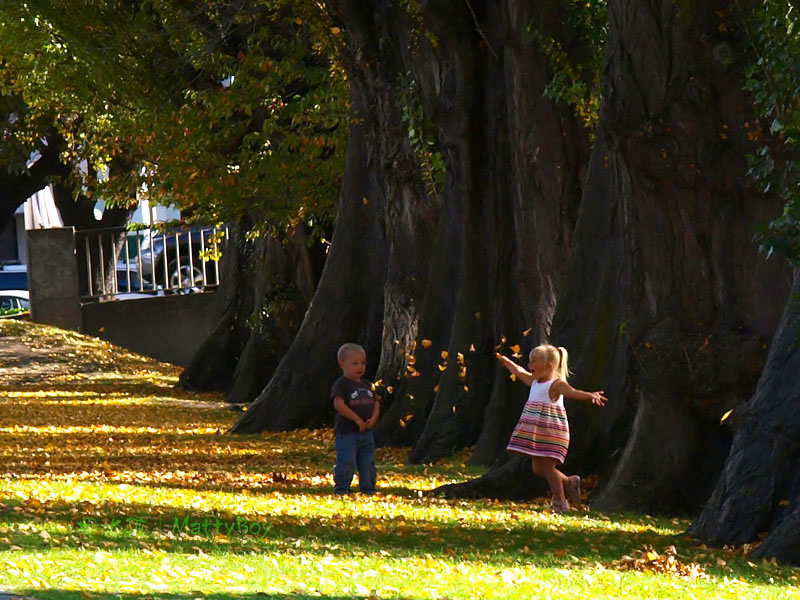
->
xmin=2 ymin=493 xmax=792 ymax=587
xmin=11 ymin=591 xmax=359 ymax=600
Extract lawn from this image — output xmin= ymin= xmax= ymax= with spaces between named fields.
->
xmin=0 ymin=320 xmax=798 ymax=600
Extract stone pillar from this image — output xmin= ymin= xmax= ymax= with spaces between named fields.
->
xmin=26 ymin=227 xmax=82 ymax=331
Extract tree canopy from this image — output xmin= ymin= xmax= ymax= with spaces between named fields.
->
xmin=0 ymin=0 xmax=349 ymax=233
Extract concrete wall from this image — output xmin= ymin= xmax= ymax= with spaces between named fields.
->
xmin=82 ymin=291 xmax=218 ymax=367
xmin=27 ymin=227 xmax=82 ymax=330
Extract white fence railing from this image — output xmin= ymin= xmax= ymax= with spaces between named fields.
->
xmin=75 ymin=225 xmax=227 ymax=300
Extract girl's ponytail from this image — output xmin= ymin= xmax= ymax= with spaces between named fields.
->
xmin=556 ymin=346 xmax=570 ymax=382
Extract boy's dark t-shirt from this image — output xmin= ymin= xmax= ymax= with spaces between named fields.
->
xmin=331 ymin=376 xmax=377 ymax=433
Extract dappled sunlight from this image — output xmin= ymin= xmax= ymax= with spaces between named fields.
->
xmin=2 ymin=320 xmax=800 ymax=599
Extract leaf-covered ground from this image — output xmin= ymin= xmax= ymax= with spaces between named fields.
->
xmin=1 ymin=320 xmax=798 ymax=600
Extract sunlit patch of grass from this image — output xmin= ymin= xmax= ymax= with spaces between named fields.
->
xmin=1 ymin=320 xmax=800 ymax=599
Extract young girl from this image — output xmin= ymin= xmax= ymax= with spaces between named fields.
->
xmin=496 ymin=344 xmax=607 ymax=512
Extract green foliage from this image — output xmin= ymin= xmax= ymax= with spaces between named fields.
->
xmin=0 ymin=1 xmax=349 ymax=236
xmin=246 ymin=282 xmax=301 ymax=338
xmin=742 ymin=1 xmax=800 ymax=264
xmin=526 ymin=0 xmax=607 ymax=132
xmin=398 ymin=73 xmax=445 ymax=196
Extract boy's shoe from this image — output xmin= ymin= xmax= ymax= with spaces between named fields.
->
xmin=551 ymin=499 xmax=571 ymax=513
xmin=567 ymin=475 xmax=581 ymax=506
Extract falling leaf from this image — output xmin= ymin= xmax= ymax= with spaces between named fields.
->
xmin=440 ymin=350 xmax=448 ymax=359
xmin=501 ymin=335 xmax=507 ymax=343
xmin=509 ymin=374 xmax=516 ymax=381
xmin=469 ymin=344 xmax=476 ymax=352
xmin=421 ymin=339 xmax=433 ymax=348
xmin=523 ymin=328 xmax=532 ymax=336
xmin=510 ymin=344 xmax=521 ymax=354
xmin=720 ymin=409 xmax=733 ymax=424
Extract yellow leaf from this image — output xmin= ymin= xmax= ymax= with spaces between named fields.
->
xmin=720 ymin=409 xmax=733 ymax=423
xmin=421 ymin=339 xmax=433 ymax=348
xmin=440 ymin=350 xmax=448 ymax=359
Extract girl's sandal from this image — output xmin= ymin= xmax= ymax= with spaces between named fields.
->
xmin=567 ymin=475 xmax=581 ymax=506
xmin=551 ymin=499 xmax=571 ymax=513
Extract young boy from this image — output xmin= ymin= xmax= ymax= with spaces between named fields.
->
xmin=330 ymin=343 xmax=380 ymax=495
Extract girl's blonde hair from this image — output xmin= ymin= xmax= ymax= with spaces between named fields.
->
xmin=530 ymin=344 xmax=570 ymax=381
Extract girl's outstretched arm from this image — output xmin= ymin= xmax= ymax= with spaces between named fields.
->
xmin=495 ymin=353 xmax=534 ymax=386
xmin=550 ymin=380 xmax=607 ymax=406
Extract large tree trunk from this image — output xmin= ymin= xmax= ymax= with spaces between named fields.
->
xmin=229 ymin=0 xmax=793 ymax=519
xmin=439 ymin=1 xmax=792 ymax=509
xmin=689 ymin=269 xmax=800 ymax=564
xmin=231 ymin=0 xmax=589 ymax=457
xmin=556 ymin=0 xmax=791 ymax=512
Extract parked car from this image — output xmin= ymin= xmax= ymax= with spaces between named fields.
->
xmin=0 ymin=264 xmax=28 ymax=291
xmin=111 ymin=265 xmax=165 ymax=300
xmin=137 ymin=226 xmax=224 ymax=291
xmin=0 ymin=289 xmax=30 ymax=312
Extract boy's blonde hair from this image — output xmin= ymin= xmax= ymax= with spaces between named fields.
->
xmin=530 ymin=344 xmax=570 ymax=381
xmin=337 ymin=342 xmax=365 ymax=362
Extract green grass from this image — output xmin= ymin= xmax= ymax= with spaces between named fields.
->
xmin=1 ymin=320 xmax=799 ymax=599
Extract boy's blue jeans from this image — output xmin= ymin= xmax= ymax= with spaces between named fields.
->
xmin=334 ymin=430 xmax=376 ymax=494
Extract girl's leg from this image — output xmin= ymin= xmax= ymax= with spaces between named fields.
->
xmin=532 ymin=457 xmax=569 ymax=504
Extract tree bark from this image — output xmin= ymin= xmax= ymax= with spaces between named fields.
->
xmin=231 ymin=0 xmax=589 ymax=457
xmin=230 ymin=75 xmax=391 ymax=431
xmin=178 ymin=218 xmax=323 ymax=398
xmin=557 ymin=0 xmax=792 ymax=513
xmin=689 ymin=269 xmax=800 ymax=564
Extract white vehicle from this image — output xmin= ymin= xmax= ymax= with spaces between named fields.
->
xmin=0 ymin=289 xmax=30 ymax=311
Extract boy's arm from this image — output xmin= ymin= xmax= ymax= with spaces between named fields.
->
xmin=333 ymin=396 xmax=367 ymax=431
xmin=366 ymin=398 xmax=381 ymax=429
xmin=495 ymin=353 xmax=534 ymax=386
xmin=550 ymin=380 xmax=607 ymax=406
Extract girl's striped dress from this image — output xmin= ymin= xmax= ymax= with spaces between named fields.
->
xmin=507 ymin=378 xmax=569 ymax=463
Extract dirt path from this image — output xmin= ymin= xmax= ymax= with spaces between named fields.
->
xmin=0 ymin=318 xmax=178 ymax=387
